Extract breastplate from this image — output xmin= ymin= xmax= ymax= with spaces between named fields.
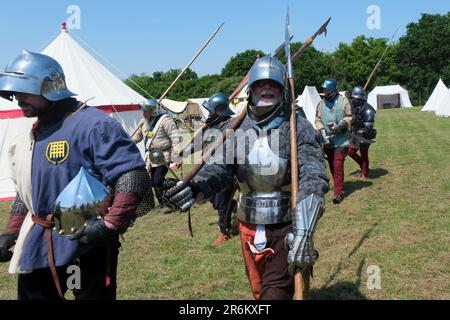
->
xmin=236 ymin=133 xmax=292 ymax=224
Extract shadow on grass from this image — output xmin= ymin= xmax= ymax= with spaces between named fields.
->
xmin=343 ymin=180 xmax=373 ymax=197
xmin=368 ymin=168 xmax=389 ymax=179
xmin=310 ymin=260 xmax=367 ymax=300
xmin=311 ymin=221 xmax=381 ymax=300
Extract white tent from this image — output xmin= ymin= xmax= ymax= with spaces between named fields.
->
xmin=160 ymin=98 xmax=188 ymax=114
xmin=296 ymin=86 xmax=321 ymax=129
xmin=368 ymin=84 xmax=413 ymax=110
xmin=421 ymin=79 xmax=448 ymax=112
xmin=435 ymin=88 xmax=450 ymax=117
xmin=0 ymin=24 xmax=147 ymax=200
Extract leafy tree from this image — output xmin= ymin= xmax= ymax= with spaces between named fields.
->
xmin=330 ymin=35 xmax=398 ymax=93
xmin=221 ymin=49 xmax=265 ymax=77
xmin=277 ymin=42 xmax=332 ymax=94
xmin=395 ymin=13 xmax=450 ymax=105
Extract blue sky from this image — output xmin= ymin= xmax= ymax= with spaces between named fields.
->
xmin=0 ymin=0 xmax=448 ymax=78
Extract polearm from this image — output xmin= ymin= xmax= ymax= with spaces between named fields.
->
xmin=291 ymin=17 xmax=331 ymax=61
xmin=228 ymin=17 xmax=330 ymax=115
xmin=130 ymin=22 xmax=225 ymax=138
xmin=364 ymin=28 xmax=398 ymax=90
xmin=180 ymin=35 xmax=294 ymax=158
xmin=285 ymin=8 xmax=309 ymax=301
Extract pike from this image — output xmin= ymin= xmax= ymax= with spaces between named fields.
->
xmin=285 ymin=8 xmax=310 ymax=301
xmin=130 ymin=22 xmax=224 ymax=138
xmin=291 ymin=17 xmax=331 ymax=61
xmin=364 ymin=28 xmax=398 ymax=90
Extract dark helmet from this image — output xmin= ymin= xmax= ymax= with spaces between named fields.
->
xmin=351 ymin=86 xmax=366 ymax=101
xmin=202 ymin=93 xmax=234 ymax=117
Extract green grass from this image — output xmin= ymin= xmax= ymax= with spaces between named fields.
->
xmin=0 ymin=107 xmax=449 ymax=300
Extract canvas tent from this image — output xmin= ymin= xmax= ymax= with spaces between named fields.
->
xmin=0 ymin=23 xmax=147 ymax=200
xmin=296 ymin=86 xmax=321 ymax=128
xmin=421 ymin=79 xmax=448 ymax=113
xmin=435 ymin=88 xmax=450 ymax=117
xmin=367 ymin=85 xmax=413 ymax=110
xmin=174 ymin=98 xmax=209 ymax=121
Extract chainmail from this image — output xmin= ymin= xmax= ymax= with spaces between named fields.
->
xmin=10 ymin=194 xmax=28 ymax=215
xmin=113 ymin=167 xmax=154 ymax=217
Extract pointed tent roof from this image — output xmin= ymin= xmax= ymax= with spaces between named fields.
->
xmin=42 ymin=24 xmax=145 ymax=107
xmin=421 ymin=79 xmax=447 ymax=112
xmin=0 ymin=23 xmax=149 ymax=200
xmin=435 ymin=88 xmax=450 ymax=117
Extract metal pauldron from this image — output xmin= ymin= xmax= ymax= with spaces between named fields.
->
xmin=236 ymin=192 xmax=292 ymax=224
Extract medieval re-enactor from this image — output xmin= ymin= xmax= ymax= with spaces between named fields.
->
xmin=184 ymin=93 xmax=235 ymax=246
xmin=132 ymin=99 xmax=182 ymax=213
xmin=315 ymin=78 xmax=352 ymax=204
xmin=0 ymin=51 xmax=150 ymax=300
xmin=163 ymin=56 xmax=329 ymax=300
xmin=348 ymin=86 xmax=376 ymax=181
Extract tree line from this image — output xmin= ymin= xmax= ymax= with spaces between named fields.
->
xmin=124 ymin=13 xmax=449 ymax=106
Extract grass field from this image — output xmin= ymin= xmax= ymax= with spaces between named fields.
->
xmin=0 ymin=107 xmax=449 ymax=300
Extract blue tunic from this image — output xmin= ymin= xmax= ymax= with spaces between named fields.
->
xmin=20 ymin=106 xmax=144 ymax=271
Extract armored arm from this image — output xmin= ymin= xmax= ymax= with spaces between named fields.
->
xmin=358 ymin=106 xmax=376 ymax=139
xmin=285 ymin=194 xmax=324 ymax=274
xmin=284 ymin=117 xmax=328 ymax=274
xmin=0 ymin=194 xmax=28 ymax=262
xmin=71 ymin=167 xmax=151 ymax=244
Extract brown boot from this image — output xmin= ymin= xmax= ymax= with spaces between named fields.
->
xmin=212 ymin=231 xmax=230 ymax=246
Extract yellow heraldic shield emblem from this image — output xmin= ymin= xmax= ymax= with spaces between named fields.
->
xmin=46 ymin=140 xmax=70 ymax=165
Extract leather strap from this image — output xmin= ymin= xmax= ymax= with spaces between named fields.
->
xmin=31 ymin=214 xmax=65 ymax=299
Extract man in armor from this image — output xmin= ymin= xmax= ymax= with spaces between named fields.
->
xmin=348 ymin=86 xmax=376 ymax=181
xmin=132 ymin=99 xmax=182 ymax=214
xmin=315 ymin=78 xmax=352 ymax=204
xmin=163 ymin=56 xmax=329 ymax=300
xmin=184 ymin=93 xmax=235 ymax=246
xmin=0 ymin=51 xmax=150 ymax=300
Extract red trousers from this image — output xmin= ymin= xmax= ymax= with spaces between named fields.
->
xmin=348 ymin=144 xmax=370 ymax=178
xmin=238 ymin=220 xmax=294 ymax=300
xmin=324 ymin=147 xmax=348 ymax=196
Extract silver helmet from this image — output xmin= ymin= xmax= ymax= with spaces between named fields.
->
xmin=0 ymin=50 xmax=76 ymax=102
xmin=139 ymin=98 xmax=158 ymax=112
xmin=248 ymin=55 xmax=286 ymax=89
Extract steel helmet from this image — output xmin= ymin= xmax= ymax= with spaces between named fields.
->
xmin=202 ymin=93 xmax=234 ymax=117
xmin=320 ymin=78 xmax=338 ymax=93
xmin=0 ymin=50 xmax=76 ymax=102
xmin=248 ymin=55 xmax=286 ymax=90
xmin=351 ymin=86 xmax=366 ymax=101
xmin=139 ymin=98 xmax=158 ymax=112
